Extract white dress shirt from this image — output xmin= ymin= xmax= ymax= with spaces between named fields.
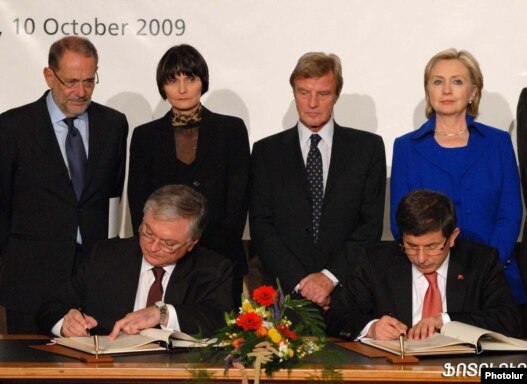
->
xmin=135 ymin=258 xmax=180 ymax=331
xmin=296 ymin=119 xmax=338 ymax=287
xmin=358 ymin=255 xmax=452 ymax=339
xmin=51 ymin=258 xmax=181 ymax=336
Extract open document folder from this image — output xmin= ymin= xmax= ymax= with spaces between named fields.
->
xmin=54 ymin=328 xmax=217 ymax=355
xmin=360 ymin=321 xmax=527 ymax=356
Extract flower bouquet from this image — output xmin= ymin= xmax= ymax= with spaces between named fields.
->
xmin=217 ymin=281 xmax=326 ymax=380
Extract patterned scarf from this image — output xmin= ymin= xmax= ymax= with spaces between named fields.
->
xmin=171 ymin=104 xmax=203 ymax=129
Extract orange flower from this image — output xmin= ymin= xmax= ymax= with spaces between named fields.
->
xmin=232 ymin=337 xmax=245 ymax=349
xmin=252 ymin=285 xmax=277 ymax=306
xmin=256 ymin=326 xmax=268 ymax=338
xmin=236 ymin=312 xmax=262 ymax=331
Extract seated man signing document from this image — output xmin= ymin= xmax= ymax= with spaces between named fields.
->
xmin=38 ymin=184 xmax=233 ymax=338
xmin=325 ymin=189 xmax=521 ymax=341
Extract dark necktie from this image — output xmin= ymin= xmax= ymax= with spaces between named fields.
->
xmin=306 ymin=134 xmax=323 ymax=243
xmin=64 ymin=117 xmax=87 ymax=201
xmin=422 ymin=272 xmax=443 ymax=319
xmin=146 ymin=267 xmax=165 ymax=307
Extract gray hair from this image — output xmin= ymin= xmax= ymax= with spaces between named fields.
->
xmin=143 ymin=184 xmax=207 ymax=240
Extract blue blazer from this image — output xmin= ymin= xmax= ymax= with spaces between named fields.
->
xmin=390 ymin=114 xmax=526 ymax=304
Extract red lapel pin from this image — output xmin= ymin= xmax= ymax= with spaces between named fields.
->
xmin=457 ymin=273 xmax=464 ymax=280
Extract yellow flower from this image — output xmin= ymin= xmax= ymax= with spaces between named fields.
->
xmin=241 ymin=299 xmax=254 ymax=312
xmin=288 ymin=349 xmax=294 ymax=358
xmin=268 ymin=328 xmax=282 ymax=343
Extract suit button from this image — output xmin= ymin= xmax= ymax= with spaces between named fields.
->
xmin=192 ymin=181 xmax=200 ymax=187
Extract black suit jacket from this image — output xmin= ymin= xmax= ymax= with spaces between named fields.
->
xmin=517 ymin=88 xmax=527 ymax=285
xmin=128 ymin=107 xmax=249 ymax=277
xmin=325 ymin=240 xmax=521 ymax=339
xmin=0 ymin=91 xmax=128 ymax=313
xmin=249 ymin=123 xmax=386 ymax=293
xmin=38 ymin=237 xmax=233 ymax=337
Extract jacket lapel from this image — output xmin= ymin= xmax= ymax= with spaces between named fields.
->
xmin=445 ymin=246 xmax=468 ymax=312
xmin=83 ymin=104 xmax=105 ymax=195
xmin=34 ymin=94 xmax=72 ymax=178
xmin=325 ymin=124 xmax=349 ymax=196
xmin=412 ymin=116 xmax=491 ymax=178
xmin=388 ymin=253 xmax=413 ymax=326
xmin=187 ymin=107 xmax=217 ymax=179
xmin=281 ymin=127 xmax=310 ymax=194
xmin=164 ymin=250 xmax=193 ymax=304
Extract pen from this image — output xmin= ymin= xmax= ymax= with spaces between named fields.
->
xmin=94 ymin=335 xmax=99 ymax=359
xmin=78 ymin=308 xmax=91 ymax=336
xmin=399 ymin=333 xmax=406 ymax=359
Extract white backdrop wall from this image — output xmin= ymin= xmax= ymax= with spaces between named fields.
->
xmin=1 ymin=0 xmax=527 ymax=239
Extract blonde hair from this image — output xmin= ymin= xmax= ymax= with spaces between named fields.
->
xmin=424 ymin=48 xmax=483 ymax=118
xmin=289 ymin=52 xmax=343 ymax=97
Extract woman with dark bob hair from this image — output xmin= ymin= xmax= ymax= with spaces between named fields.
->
xmin=128 ymin=45 xmax=250 ymax=306
xmin=390 ymin=48 xmax=526 ymax=307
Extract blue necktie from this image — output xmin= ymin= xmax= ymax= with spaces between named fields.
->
xmin=64 ymin=117 xmax=87 ymax=201
xmin=306 ymin=134 xmax=323 ymax=243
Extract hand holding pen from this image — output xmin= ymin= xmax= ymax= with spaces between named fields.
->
xmin=368 ymin=314 xmax=408 ymax=341
xmin=60 ymin=308 xmax=98 ymax=337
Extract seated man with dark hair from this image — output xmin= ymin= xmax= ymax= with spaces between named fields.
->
xmin=38 ymin=184 xmax=233 ymax=338
xmin=326 ymin=189 xmax=521 ymax=340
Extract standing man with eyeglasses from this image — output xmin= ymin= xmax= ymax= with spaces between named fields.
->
xmin=325 ymin=189 xmax=521 ymax=341
xmin=0 ymin=36 xmax=128 ymax=333
xmin=38 ymin=184 xmax=232 ymax=338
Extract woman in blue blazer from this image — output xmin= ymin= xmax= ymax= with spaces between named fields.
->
xmin=390 ymin=48 xmax=526 ymax=305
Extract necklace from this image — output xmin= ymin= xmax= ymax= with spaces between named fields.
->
xmin=434 ymin=128 xmax=467 ymax=137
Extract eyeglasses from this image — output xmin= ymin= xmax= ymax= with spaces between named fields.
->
xmin=51 ymin=68 xmax=99 ymax=89
xmin=139 ymin=223 xmax=188 ymax=254
xmin=399 ymin=238 xmax=448 ymax=256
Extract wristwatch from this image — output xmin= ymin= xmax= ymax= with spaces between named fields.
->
xmin=155 ymin=301 xmax=168 ymax=327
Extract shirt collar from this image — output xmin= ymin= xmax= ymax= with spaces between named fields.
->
xmin=46 ymin=91 xmax=88 ymax=125
xmin=412 ymin=253 xmax=450 ymax=282
xmin=140 ymin=257 xmax=176 ymax=274
xmin=411 ymin=114 xmax=483 ymax=141
xmin=298 ymin=118 xmax=334 ymax=146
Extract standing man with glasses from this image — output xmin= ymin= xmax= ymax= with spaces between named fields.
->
xmin=38 ymin=184 xmax=232 ymax=338
xmin=250 ymin=52 xmax=386 ymax=310
xmin=0 ymin=36 xmax=128 ymax=333
xmin=325 ymin=189 xmax=521 ymax=340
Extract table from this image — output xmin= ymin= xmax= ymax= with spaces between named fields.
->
xmin=0 ymin=335 xmax=525 ymax=383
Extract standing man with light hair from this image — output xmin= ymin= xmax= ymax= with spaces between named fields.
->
xmin=250 ymin=52 xmax=386 ymax=310
xmin=0 ymin=36 xmax=128 ymax=333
